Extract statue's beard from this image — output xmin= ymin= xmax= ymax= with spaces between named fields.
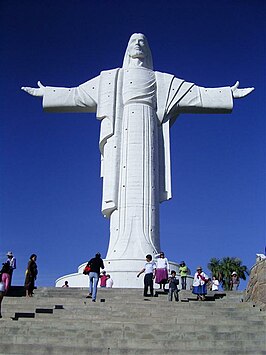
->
xmin=130 ymin=50 xmax=145 ymax=59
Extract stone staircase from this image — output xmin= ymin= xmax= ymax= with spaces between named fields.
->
xmin=0 ymin=287 xmax=265 ymax=354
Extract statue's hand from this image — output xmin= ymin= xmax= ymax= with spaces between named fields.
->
xmin=231 ymin=81 xmax=254 ymax=98
xmin=21 ymin=81 xmax=45 ymax=97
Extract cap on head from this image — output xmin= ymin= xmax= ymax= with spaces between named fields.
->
xmin=197 ymin=266 xmax=202 ymax=271
xmin=7 ymin=251 xmax=13 ymax=257
xmin=232 ymin=271 xmax=237 ymax=275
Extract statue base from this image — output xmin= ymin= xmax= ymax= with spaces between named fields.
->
xmin=55 ymin=258 xmax=193 ymax=289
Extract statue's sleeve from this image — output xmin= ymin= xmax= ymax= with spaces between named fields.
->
xmin=173 ymin=84 xmax=233 ymax=114
xmin=43 ymin=76 xmax=99 ymax=113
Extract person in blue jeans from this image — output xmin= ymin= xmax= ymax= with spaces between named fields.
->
xmin=86 ymin=252 xmax=104 ymax=302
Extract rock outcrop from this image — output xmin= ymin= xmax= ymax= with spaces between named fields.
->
xmin=245 ymin=258 xmax=266 ymax=309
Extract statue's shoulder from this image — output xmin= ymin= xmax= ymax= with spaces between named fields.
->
xmin=155 ymin=70 xmax=175 ymax=78
xmin=100 ymin=68 xmax=121 ymax=77
xmin=155 ymin=71 xmax=185 ymax=87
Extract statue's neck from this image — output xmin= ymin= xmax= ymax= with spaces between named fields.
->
xmin=127 ymin=57 xmax=146 ymax=68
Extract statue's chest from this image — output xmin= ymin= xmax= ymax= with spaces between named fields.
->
xmin=122 ymin=68 xmax=156 ymax=106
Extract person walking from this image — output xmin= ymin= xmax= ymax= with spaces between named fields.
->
xmin=179 ymin=261 xmax=188 ymax=290
xmin=24 ymin=254 xmax=38 ymax=297
xmin=230 ymin=272 xmax=240 ymax=291
xmin=155 ymin=252 xmax=170 ymax=291
xmin=86 ymin=253 xmax=104 ymax=302
xmin=137 ymin=254 xmax=156 ymax=297
xmin=192 ymin=266 xmax=208 ymax=301
xmin=0 ymin=274 xmax=5 ymax=318
xmin=0 ymin=262 xmax=11 ymax=294
xmin=168 ymin=270 xmax=179 ymax=302
xmin=6 ymin=251 xmax=16 ymax=288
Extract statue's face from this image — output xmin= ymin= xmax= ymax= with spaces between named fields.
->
xmin=128 ymin=34 xmax=148 ymax=59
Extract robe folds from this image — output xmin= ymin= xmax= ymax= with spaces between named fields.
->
xmin=43 ymin=68 xmax=233 ymax=259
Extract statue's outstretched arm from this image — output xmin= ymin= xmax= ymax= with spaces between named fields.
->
xmin=21 ymin=77 xmax=98 ymax=113
xmin=168 ymin=77 xmax=254 ymax=117
xmin=231 ymin=81 xmax=254 ymax=98
xmin=21 ymin=81 xmax=45 ymax=97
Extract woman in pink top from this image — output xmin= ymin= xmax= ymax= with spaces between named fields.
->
xmin=155 ymin=252 xmax=170 ymax=291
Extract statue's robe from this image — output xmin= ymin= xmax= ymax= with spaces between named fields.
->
xmin=43 ymin=68 xmax=233 ymax=259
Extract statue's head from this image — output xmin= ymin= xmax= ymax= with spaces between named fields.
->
xmin=123 ymin=33 xmax=153 ymax=69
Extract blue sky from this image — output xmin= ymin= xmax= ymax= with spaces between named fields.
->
xmin=0 ymin=0 xmax=265 ymax=289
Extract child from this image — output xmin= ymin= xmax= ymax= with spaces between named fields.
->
xmin=100 ymin=271 xmax=108 ymax=287
xmin=211 ymin=276 xmax=219 ymax=291
xmin=137 ymin=254 xmax=156 ymax=297
xmin=106 ymin=274 xmax=114 ymax=288
xmin=168 ymin=270 xmax=179 ymax=301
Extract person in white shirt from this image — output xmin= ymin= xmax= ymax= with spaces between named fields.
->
xmin=106 ymin=275 xmax=114 ymax=288
xmin=155 ymin=252 xmax=170 ymax=291
xmin=6 ymin=251 xmax=16 ymax=289
xmin=211 ymin=276 xmax=219 ymax=291
xmin=137 ymin=255 xmax=156 ymax=297
xmin=192 ymin=266 xmax=208 ymax=301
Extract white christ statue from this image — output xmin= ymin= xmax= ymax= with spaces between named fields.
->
xmin=22 ymin=33 xmax=253 ymax=286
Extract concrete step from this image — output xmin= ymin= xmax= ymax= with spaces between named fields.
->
xmin=0 ymin=321 xmax=265 ymax=341
xmin=1 ymin=287 xmax=264 ymax=354
xmin=3 ymin=333 xmax=265 ymax=346
xmin=0 ymin=342 xmax=265 ymax=355
xmin=0 ymin=336 xmax=265 ymax=352
xmin=3 ymin=309 xmax=266 ymax=325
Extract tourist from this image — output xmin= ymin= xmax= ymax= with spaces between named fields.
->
xmin=211 ymin=276 xmax=219 ymax=291
xmin=6 ymin=251 xmax=16 ymax=288
xmin=179 ymin=261 xmax=188 ymax=290
xmin=24 ymin=254 xmax=38 ymax=297
xmin=155 ymin=252 xmax=170 ymax=291
xmin=0 ymin=274 xmax=5 ymax=318
xmin=168 ymin=270 xmax=179 ymax=302
xmin=106 ymin=274 xmax=114 ymax=288
xmin=62 ymin=281 xmax=69 ymax=288
xmin=0 ymin=262 xmax=11 ymax=294
xmin=206 ymin=278 xmax=212 ymax=291
xmin=86 ymin=252 xmax=104 ymax=302
xmin=137 ymin=254 xmax=156 ymax=297
xmin=230 ymin=272 xmax=240 ymax=291
xmin=192 ymin=266 xmax=208 ymax=301
xmin=100 ymin=271 xmax=108 ymax=287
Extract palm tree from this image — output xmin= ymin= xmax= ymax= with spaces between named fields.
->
xmin=207 ymin=257 xmax=249 ymax=291
xmin=207 ymin=257 xmax=221 ymax=279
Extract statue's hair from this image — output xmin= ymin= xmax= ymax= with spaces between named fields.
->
xmin=122 ymin=33 xmax=153 ymax=70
